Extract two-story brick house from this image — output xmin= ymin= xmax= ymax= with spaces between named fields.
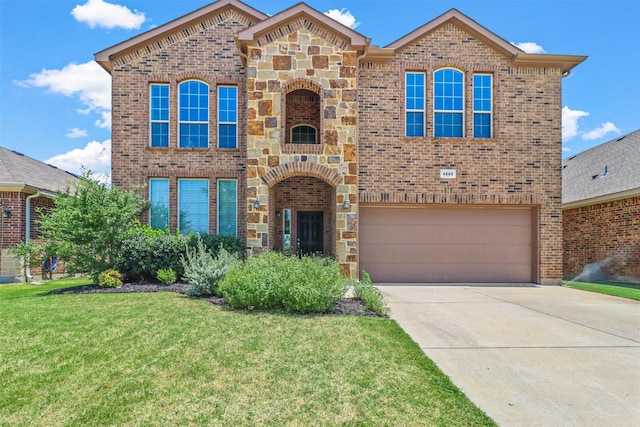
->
xmin=96 ymin=0 xmax=585 ymax=283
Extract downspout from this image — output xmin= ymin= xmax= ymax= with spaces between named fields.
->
xmin=24 ymin=190 xmax=42 ymax=279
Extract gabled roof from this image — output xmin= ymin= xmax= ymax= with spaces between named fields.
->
xmin=0 ymin=147 xmax=78 ymax=195
xmin=368 ymin=8 xmax=586 ymax=74
xmin=95 ymin=0 xmax=268 ymax=73
xmin=235 ymin=2 xmax=368 ymax=53
xmin=562 ymin=129 xmax=640 ymax=208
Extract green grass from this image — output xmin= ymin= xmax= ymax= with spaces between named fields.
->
xmin=0 ymin=279 xmax=494 ymax=426
xmin=563 ymin=281 xmax=640 ymax=301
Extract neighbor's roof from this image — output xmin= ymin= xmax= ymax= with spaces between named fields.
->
xmin=562 ymin=129 xmax=640 ymax=209
xmin=0 ymin=146 xmax=78 ymax=195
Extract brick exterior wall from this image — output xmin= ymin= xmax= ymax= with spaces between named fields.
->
xmin=563 ymin=196 xmax=640 ymax=280
xmin=359 ymin=23 xmax=564 ymax=282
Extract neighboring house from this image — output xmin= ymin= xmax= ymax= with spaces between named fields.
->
xmin=0 ymin=147 xmax=78 ymax=282
xmin=563 ymin=129 xmax=640 ymax=283
xmin=96 ymin=0 xmax=585 ymax=284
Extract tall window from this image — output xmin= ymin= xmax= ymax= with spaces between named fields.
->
xmin=179 ymin=80 xmax=209 ymax=148
xmin=405 ymin=72 xmax=425 ymax=137
xmin=218 ymin=86 xmax=237 ymax=149
xmin=434 ymin=68 xmax=464 ymax=138
xmin=291 ymin=125 xmax=317 ymax=144
xmin=473 ymin=74 xmax=493 ymax=138
xmin=149 ymin=178 xmax=169 ymax=230
xmin=178 ymin=179 xmax=209 ymax=234
xmin=217 ymin=179 xmax=237 ymax=237
xmin=150 ymin=84 xmax=169 ymax=147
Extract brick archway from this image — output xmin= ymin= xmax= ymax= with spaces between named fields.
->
xmin=261 ymin=162 xmax=342 ymax=188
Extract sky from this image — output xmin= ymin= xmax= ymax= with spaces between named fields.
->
xmin=1 ymin=0 xmax=638 ymax=180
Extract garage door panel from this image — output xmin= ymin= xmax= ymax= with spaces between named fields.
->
xmin=360 ymin=207 xmax=535 ymax=283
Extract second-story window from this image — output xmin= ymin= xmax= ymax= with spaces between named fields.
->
xmin=149 ymin=84 xmax=169 ymax=147
xmin=434 ymin=68 xmax=464 ymax=138
xmin=179 ymin=80 xmax=209 ymax=148
xmin=291 ymin=125 xmax=317 ymax=144
xmin=218 ymin=86 xmax=237 ymax=149
xmin=405 ymin=72 xmax=425 ymax=137
xmin=473 ymin=74 xmax=493 ymax=138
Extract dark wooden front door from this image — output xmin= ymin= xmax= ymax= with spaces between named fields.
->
xmin=297 ymin=211 xmax=323 ymax=255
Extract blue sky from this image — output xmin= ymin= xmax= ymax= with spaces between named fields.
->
xmin=1 ymin=0 xmax=638 ymax=179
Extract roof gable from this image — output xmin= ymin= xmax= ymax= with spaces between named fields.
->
xmin=236 ymin=2 xmax=368 ymax=53
xmin=0 ymin=147 xmax=78 ymax=194
xmin=95 ymin=0 xmax=268 ymax=73
xmin=563 ymin=129 xmax=640 ymax=207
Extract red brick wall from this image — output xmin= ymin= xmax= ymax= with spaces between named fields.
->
xmin=358 ymin=23 xmax=564 ymax=282
xmin=563 ymin=196 xmax=640 ymax=279
xmin=0 ymin=192 xmax=24 ymax=249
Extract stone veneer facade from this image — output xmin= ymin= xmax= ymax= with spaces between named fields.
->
xmin=97 ymin=1 xmax=585 ymax=282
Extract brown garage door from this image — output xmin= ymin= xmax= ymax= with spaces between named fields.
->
xmin=359 ymin=206 xmax=535 ymax=283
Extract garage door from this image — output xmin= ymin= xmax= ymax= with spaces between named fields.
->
xmin=359 ymin=206 xmax=535 ymax=283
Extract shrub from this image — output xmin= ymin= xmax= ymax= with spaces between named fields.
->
xmin=353 ymin=271 xmax=389 ymax=316
xmin=156 ymin=268 xmax=177 ymax=285
xmin=181 ymin=239 xmax=239 ymax=296
xmin=218 ymin=252 xmax=348 ymax=313
xmin=98 ymin=269 xmax=123 ymax=289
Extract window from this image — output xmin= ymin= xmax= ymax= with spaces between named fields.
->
xmin=179 ymin=80 xmax=209 ymax=148
xmin=178 ymin=179 xmax=209 ymax=234
xmin=405 ymin=72 xmax=425 ymax=137
xmin=150 ymin=84 xmax=169 ymax=147
xmin=434 ymin=68 xmax=464 ymax=138
xmin=217 ymin=179 xmax=237 ymax=237
xmin=149 ymin=178 xmax=169 ymax=230
xmin=218 ymin=86 xmax=237 ymax=148
xmin=291 ymin=125 xmax=317 ymax=144
xmin=473 ymin=74 xmax=493 ymax=138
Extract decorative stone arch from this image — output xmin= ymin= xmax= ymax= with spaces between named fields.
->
xmin=282 ymin=79 xmax=323 ymax=150
xmin=282 ymin=78 xmax=322 ymax=95
xmin=261 ymin=162 xmax=342 ymax=188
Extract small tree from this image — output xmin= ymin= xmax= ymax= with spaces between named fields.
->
xmin=37 ymin=170 xmax=148 ymax=281
xmin=8 ymin=240 xmax=44 ymax=283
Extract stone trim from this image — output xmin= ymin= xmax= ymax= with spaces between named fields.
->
xmin=262 ymin=162 xmax=342 ymax=188
xmin=253 ymin=18 xmax=351 ymax=50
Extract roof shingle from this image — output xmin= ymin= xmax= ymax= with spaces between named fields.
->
xmin=0 ymin=147 xmax=78 ymax=194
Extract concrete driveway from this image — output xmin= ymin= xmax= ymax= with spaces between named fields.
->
xmin=378 ymin=285 xmax=640 ymax=427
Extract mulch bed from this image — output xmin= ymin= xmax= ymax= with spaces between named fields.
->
xmin=49 ymin=282 xmax=383 ymax=317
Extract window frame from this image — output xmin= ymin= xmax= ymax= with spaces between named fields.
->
xmin=177 ymin=178 xmax=209 ymax=234
xmin=178 ymin=80 xmax=209 ymax=148
xmin=473 ymin=74 xmax=493 ymax=139
xmin=217 ymin=85 xmax=238 ymax=149
xmin=433 ymin=68 xmax=465 ymax=138
xmin=149 ymin=84 xmax=170 ymax=147
xmin=217 ymin=179 xmax=237 ymax=237
xmin=405 ymin=72 xmax=426 ymax=137
xmin=290 ymin=124 xmax=318 ymax=144
xmin=149 ymin=178 xmax=169 ymax=230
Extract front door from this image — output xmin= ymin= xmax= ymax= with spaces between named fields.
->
xmin=297 ymin=211 xmax=323 ymax=255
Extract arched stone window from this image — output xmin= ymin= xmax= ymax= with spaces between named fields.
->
xmin=285 ymin=87 xmax=320 ymax=145
xmin=291 ymin=124 xmax=317 ymax=144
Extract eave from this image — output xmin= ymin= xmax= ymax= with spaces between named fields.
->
xmin=513 ymin=53 xmax=587 ymax=75
xmin=562 ymin=187 xmax=640 ymax=210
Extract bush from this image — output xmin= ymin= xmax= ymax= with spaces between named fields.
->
xmin=218 ymin=252 xmax=348 ymax=313
xmin=98 ymin=269 xmax=123 ymax=289
xmin=353 ymin=271 xmax=389 ymax=316
xmin=181 ymin=239 xmax=239 ymax=296
xmin=156 ymin=268 xmax=177 ymax=285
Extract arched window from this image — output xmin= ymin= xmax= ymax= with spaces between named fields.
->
xmin=291 ymin=125 xmax=317 ymax=144
xmin=178 ymin=80 xmax=209 ymax=148
xmin=434 ymin=68 xmax=464 ymax=138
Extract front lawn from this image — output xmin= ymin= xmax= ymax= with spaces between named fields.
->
xmin=0 ymin=279 xmax=494 ymax=426
xmin=563 ymin=280 xmax=640 ymax=301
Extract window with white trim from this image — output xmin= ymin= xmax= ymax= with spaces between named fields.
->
xmin=150 ymin=84 xmax=169 ymax=147
xmin=217 ymin=179 xmax=237 ymax=237
xmin=179 ymin=80 xmax=209 ymax=148
xmin=149 ymin=178 xmax=169 ymax=230
xmin=218 ymin=86 xmax=237 ymax=149
xmin=473 ymin=74 xmax=493 ymax=138
xmin=434 ymin=68 xmax=464 ymax=138
xmin=405 ymin=72 xmax=425 ymax=137
xmin=178 ymin=179 xmax=209 ymax=234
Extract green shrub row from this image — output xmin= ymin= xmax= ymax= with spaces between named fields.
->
xmin=181 ymin=240 xmax=239 ymax=296
xmin=115 ymin=224 xmax=243 ymax=281
xmin=218 ymin=252 xmax=348 ymax=313
xmin=353 ymin=271 xmax=389 ymax=316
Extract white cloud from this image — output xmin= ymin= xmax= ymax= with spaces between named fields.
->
xmin=45 ymin=140 xmax=111 ymax=179
xmin=18 ymin=61 xmax=111 ymax=130
xmin=562 ymin=106 xmax=589 ymax=141
xmin=582 ymin=122 xmax=621 ymax=140
xmin=67 ymin=128 xmax=88 ymax=138
xmin=511 ymin=41 xmax=546 ymax=54
xmin=324 ymin=8 xmax=360 ymax=29
xmin=562 ymin=147 xmax=571 ymax=152
xmin=71 ymin=0 xmax=146 ymax=30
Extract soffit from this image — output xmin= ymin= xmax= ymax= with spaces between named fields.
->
xmin=95 ymin=0 xmax=268 ymax=73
